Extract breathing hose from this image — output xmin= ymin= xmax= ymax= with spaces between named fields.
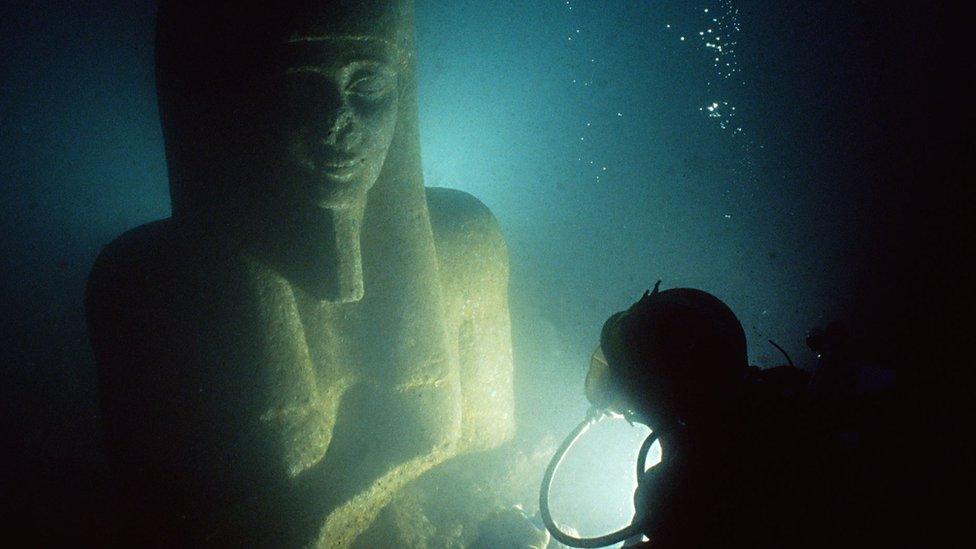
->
xmin=539 ymin=408 xmax=660 ymax=548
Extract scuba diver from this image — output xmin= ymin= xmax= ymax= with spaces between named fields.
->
xmin=540 ymin=282 xmax=851 ymax=548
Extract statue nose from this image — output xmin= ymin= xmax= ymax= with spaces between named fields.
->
xmin=321 ymin=107 xmax=362 ymax=151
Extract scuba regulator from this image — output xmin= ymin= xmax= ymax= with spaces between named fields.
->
xmin=539 ymin=282 xmax=749 ymax=547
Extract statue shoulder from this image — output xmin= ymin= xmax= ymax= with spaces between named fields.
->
xmin=425 ymin=188 xmax=515 ymax=452
xmin=425 ymin=186 xmax=508 ymax=297
xmin=86 ymin=220 xmax=185 ymax=361
xmin=86 ymin=219 xmax=250 ymax=329
xmin=91 ymin=218 xmax=176 ymax=262
xmin=86 ymin=219 xmax=178 ymax=310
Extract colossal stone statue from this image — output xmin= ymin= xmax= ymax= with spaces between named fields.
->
xmin=86 ymin=1 xmax=514 ymax=545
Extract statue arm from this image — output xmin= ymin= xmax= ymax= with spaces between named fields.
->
xmin=85 ymin=222 xmax=279 ymax=540
xmin=86 ymin=223 xmax=334 ymax=544
xmin=427 ymin=187 xmax=516 ymax=453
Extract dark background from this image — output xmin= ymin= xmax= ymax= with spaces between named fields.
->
xmin=1 ymin=0 xmax=966 ymax=544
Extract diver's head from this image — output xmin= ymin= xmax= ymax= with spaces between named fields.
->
xmin=586 ymin=283 xmax=748 ymax=431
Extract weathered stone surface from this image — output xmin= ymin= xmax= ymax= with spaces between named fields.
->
xmin=86 ymin=1 xmax=514 ymax=546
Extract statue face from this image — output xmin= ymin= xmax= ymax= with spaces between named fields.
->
xmin=265 ymin=37 xmax=399 ymax=210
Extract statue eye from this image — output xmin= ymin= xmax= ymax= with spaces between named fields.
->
xmin=347 ymin=69 xmax=395 ymax=100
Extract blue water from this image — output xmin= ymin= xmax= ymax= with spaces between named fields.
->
xmin=0 ymin=0 xmax=956 ymax=544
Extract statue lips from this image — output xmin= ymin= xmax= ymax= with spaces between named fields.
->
xmin=306 ymin=145 xmax=365 ymax=182
xmin=300 ymin=148 xmax=369 ymax=206
xmin=316 ymin=156 xmax=363 ymax=181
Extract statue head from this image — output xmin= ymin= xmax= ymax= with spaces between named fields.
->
xmin=270 ymin=34 xmax=400 ymax=209
xmin=156 ymin=0 xmax=420 ymax=302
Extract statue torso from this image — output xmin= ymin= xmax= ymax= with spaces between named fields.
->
xmin=87 ymin=187 xmax=513 ymax=546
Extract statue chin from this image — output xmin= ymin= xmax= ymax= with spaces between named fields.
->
xmin=312 ymin=182 xmax=368 ymax=211
xmin=303 ymin=168 xmax=375 ymax=211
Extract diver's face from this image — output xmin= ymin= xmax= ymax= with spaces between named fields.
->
xmin=585 ymin=344 xmax=677 ymax=431
xmin=586 ymin=345 xmax=642 ymax=419
xmin=265 ymin=37 xmax=399 ymax=209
